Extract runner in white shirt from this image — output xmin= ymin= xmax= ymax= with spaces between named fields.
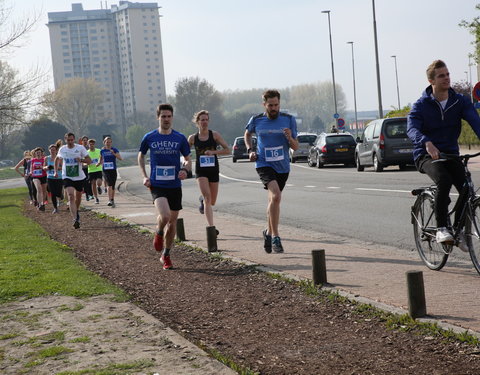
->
xmin=55 ymin=132 xmax=91 ymax=229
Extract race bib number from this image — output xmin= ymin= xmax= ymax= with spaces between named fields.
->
xmin=32 ymin=169 xmax=43 ymax=177
xmin=91 ymin=158 xmax=98 ymax=164
xmin=155 ymin=166 xmax=175 ymax=181
xmin=65 ymin=158 xmax=79 ymax=178
xmin=47 ymin=169 xmax=55 ymax=177
xmin=265 ymin=146 xmax=284 ymax=162
xmin=103 ymin=162 xmax=114 ymax=170
xmin=199 ymin=155 xmax=215 ymax=167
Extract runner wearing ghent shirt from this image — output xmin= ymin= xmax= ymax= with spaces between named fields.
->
xmin=55 ymin=132 xmax=91 ymax=229
xmin=99 ymin=136 xmax=122 ymax=207
xmin=138 ymin=103 xmax=192 ymax=270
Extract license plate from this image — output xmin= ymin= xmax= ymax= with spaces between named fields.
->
xmin=335 ymin=148 xmax=348 ymax=152
xmin=398 ymin=148 xmax=412 ymax=154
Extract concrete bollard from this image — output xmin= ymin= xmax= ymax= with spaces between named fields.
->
xmin=206 ymin=226 xmax=218 ymax=252
xmin=406 ymin=270 xmax=427 ymax=319
xmin=312 ymin=249 xmax=327 ymax=285
xmin=176 ymin=218 xmax=186 ymax=241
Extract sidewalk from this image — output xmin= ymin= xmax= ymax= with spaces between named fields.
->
xmin=85 ymin=182 xmax=480 ymax=338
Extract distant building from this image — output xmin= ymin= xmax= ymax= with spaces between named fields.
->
xmin=47 ymin=2 xmax=167 ymax=132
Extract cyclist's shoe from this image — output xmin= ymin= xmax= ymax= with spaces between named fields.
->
xmin=153 ymin=232 xmax=163 ymax=252
xmin=272 ymin=236 xmax=284 ymax=253
xmin=160 ymin=255 xmax=173 ymax=270
xmin=457 ymin=231 xmax=469 ymax=253
xmin=436 ymin=227 xmax=454 ymax=244
xmin=198 ymin=196 xmax=204 ymax=214
xmin=263 ymin=229 xmax=272 ymax=253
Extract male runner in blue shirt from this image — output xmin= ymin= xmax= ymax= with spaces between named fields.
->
xmin=138 ymin=103 xmax=192 ymax=269
xmin=244 ymin=90 xmax=298 ymax=253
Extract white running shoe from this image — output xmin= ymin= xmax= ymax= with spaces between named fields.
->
xmin=436 ymin=227 xmax=454 ymax=243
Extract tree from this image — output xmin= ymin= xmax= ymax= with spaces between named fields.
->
xmin=0 ymin=1 xmax=40 ymax=52
xmin=459 ymin=5 xmax=480 ymax=64
xmin=22 ymin=117 xmax=67 ymax=151
xmin=126 ymin=125 xmax=147 ymax=148
xmin=384 ymin=105 xmax=411 ymax=118
xmin=311 ymin=116 xmax=325 ymax=133
xmin=41 ymin=77 xmax=104 ymax=136
xmin=452 ymin=81 xmax=472 ymax=102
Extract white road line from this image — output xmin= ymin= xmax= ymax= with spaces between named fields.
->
xmin=219 ymin=173 xmax=262 ymax=184
xmin=327 ymin=186 xmax=341 ymax=189
xmin=355 ymin=188 xmax=411 ymax=193
xmin=304 ymin=185 xmax=316 ymax=188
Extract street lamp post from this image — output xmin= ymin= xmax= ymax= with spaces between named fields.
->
xmin=347 ymin=41 xmax=358 ymax=138
xmin=322 ymin=10 xmax=338 ymax=127
xmin=391 ymin=55 xmax=401 ymax=110
xmin=372 ymin=0 xmax=383 ymax=118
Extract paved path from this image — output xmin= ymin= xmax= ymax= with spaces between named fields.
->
xmin=84 ymin=178 xmax=480 ymax=339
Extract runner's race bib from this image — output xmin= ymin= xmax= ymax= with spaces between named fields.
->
xmin=155 ymin=166 xmax=175 ymax=181
xmin=103 ymin=162 xmax=114 ymax=170
xmin=199 ymin=155 xmax=215 ymax=167
xmin=32 ymin=169 xmax=43 ymax=177
xmin=65 ymin=158 xmax=79 ymax=178
xmin=265 ymin=146 xmax=284 ymax=162
xmin=91 ymin=158 xmax=98 ymax=164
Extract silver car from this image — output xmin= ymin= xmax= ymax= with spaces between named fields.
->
xmin=290 ymin=133 xmax=317 ymax=163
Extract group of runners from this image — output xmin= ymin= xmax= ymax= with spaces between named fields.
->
xmin=15 ymin=133 xmax=122 ymax=228
xmin=138 ymin=90 xmax=298 ymax=270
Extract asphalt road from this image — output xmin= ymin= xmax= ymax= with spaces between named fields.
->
xmin=119 ymin=158 xmax=480 ymax=259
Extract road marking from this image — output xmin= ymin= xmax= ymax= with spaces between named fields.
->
xmin=355 ymin=188 xmax=412 ymax=194
xmin=122 ymin=212 xmax=152 ymax=217
xmin=220 ymin=173 xmax=262 ymax=185
xmin=304 ymin=185 xmax=316 ymax=188
xmin=327 ymin=186 xmax=341 ymax=189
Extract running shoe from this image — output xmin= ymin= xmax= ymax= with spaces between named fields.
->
xmin=436 ymin=227 xmax=454 ymax=243
xmin=98 ymin=186 xmax=102 ymax=195
xmin=52 ymin=208 xmax=58 ymax=214
xmin=160 ymin=254 xmax=173 ymax=270
xmin=111 ymin=201 xmax=115 ymax=208
xmin=95 ymin=198 xmax=99 ymax=204
xmin=153 ymin=232 xmax=163 ymax=252
xmin=73 ymin=220 xmax=80 ymax=229
xmin=107 ymin=200 xmax=113 ymax=207
xmin=38 ymin=204 xmax=45 ymax=212
xmin=86 ymin=195 xmax=91 ymax=201
xmin=199 ymin=196 xmax=204 ymax=214
xmin=263 ymin=229 xmax=272 ymax=254
xmin=272 ymin=236 xmax=284 ymax=253
xmin=43 ymin=200 xmax=48 ymax=205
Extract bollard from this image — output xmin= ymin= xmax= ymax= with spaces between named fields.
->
xmin=312 ymin=249 xmax=327 ymax=285
xmin=406 ymin=270 xmax=427 ymax=319
xmin=206 ymin=226 xmax=218 ymax=252
xmin=176 ymin=218 xmax=186 ymax=241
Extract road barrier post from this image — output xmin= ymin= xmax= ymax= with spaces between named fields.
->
xmin=312 ymin=249 xmax=327 ymax=285
xmin=406 ymin=270 xmax=427 ymax=318
xmin=206 ymin=226 xmax=218 ymax=252
xmin=176 ymin=218 xmax=186 ymax=241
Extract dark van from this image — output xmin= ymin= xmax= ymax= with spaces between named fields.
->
xmin=355 ymin=117 xmax=413 ymax=172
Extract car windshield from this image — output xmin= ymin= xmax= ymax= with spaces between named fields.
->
xmin=385 ymin=120 xmax=408 ymax=138
xmin=235 ymin=138 xmax=245 ymax=146
xmin=326 ymin=135 xmax=356 ymax=145
xmin=297 ymin=135 xmax=317 ymax=144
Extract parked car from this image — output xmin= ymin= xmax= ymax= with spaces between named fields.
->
xmin=290 ymin=133 xmax=317 ymax=163
xmin=232 ymin=136 xmax=256 ymax=163
xmin=0 ymin=160 xmax=13 ymax=167
xmin=307 ymin=132 xmax=356 ymax=168
xmin=355 ymin=117 xmax=413 ymax=172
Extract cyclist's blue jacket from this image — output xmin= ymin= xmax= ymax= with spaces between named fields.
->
xmin=407 ymin=86 xmax=480 ymax=161
xmin=245 ymin=112 xmax=297 ymax=173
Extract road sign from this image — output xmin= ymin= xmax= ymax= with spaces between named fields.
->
xmin=333 ymin=113 xmax=340 ymax=119
xmin=337 ymin=118 xmax=345 ymax=129
xmin=473 ymin=82 xmax=480 ymax=101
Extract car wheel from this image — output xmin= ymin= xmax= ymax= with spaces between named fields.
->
xmin=356 ymin=155 xmax=364 ymax=171
xmin=316 ymin=154 xmax=324 ymax=168
xmin=373 ymin=154 xmax=383 ymax=172
xmin=307 ymin=154 xmax=316 ymax=167
xmin=232 ymin=158 xmax=237 ymax=163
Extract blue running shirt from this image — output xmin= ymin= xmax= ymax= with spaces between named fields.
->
xmin=100 ymin=147 xmax=120 ymax=171
xmin=139 ymin=129 xmax=191 ymax=188
xmin=246 ymin=112 xmax=297 ymax=173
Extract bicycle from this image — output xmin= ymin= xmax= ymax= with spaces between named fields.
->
xmin=410 ymin=152 xmax=480 ymax=275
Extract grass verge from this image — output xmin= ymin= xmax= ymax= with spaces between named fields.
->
xmin=0 ymin=188 xmax=128 ymax=303
xmin=0 ymin=168 xmax=20 ymax=180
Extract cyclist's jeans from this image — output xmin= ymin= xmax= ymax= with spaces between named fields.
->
xmin=417 ymin=155 xmax=467 ymax=228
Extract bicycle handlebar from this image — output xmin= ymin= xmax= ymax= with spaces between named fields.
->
xmin=433 ymin=152 xmax=480 ymax=163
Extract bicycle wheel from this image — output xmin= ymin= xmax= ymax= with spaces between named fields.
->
xmin=412 ymin=193 xmax=449 ymax=270
xmin=465 ymin=198 xmax=480 ymax=275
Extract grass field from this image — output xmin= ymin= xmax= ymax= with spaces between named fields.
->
xmin=0 ymin=168 xmax=20 ymax=180
xmin=0 ymin=188 xmax=127 ymax=303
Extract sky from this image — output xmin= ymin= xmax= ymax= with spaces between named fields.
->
xmin=3 ymin=0 xmax=480 ymax=116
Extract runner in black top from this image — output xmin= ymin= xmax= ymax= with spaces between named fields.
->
xmin=187 ymin=110 xmax=230 ymax=230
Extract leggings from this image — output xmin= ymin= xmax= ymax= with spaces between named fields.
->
xmin=47 ymin=178 xmax=64 ymax=209
xmin=25 ymin=176 xmax=35 ymax=201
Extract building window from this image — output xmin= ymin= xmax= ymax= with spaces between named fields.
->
xmin=61 ymin=31 xmax=68 ymax=36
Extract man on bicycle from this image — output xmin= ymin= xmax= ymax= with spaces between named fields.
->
xmin=407 ymin=59 xmax=480 ymax=248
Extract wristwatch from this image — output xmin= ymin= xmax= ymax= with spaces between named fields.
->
xmin=247 ymin=148 xmax=253 ymax=153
